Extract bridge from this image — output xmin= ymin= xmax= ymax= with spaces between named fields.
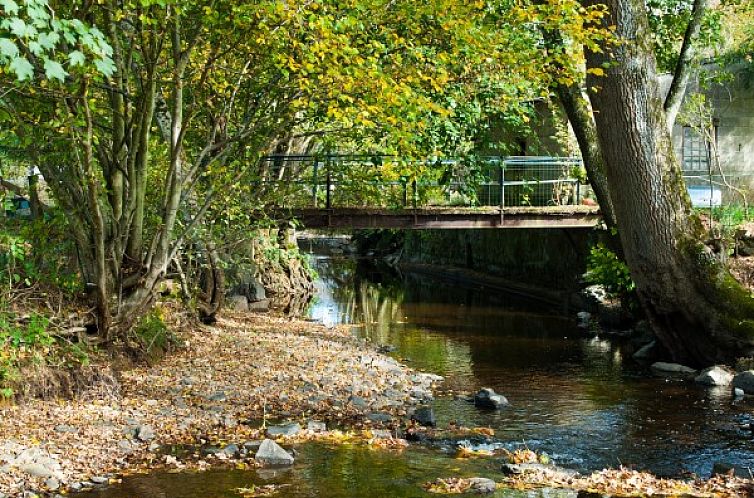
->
xmin=254 ymin=155 xmax=602 ymax=229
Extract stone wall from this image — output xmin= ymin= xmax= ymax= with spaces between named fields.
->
xmin=401 ymin=228 xmax=595 ymax=291
xmin=663 ymin=64 xmax=754 ymax=189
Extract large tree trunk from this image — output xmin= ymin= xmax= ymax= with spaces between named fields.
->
xmin=585 ymin=0 xmax=754 ymax=366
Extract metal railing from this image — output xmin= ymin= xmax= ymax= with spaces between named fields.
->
xmin=255 ymin=155 xmax=587 ymax=210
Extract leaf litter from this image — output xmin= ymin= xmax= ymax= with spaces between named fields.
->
xmin=0 ymin=312 xmax=437 ymax=496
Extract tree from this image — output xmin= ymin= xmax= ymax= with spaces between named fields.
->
xmin=583 ymin=0 xmax=754 ymax=366
xmin=3 ymin=0 xmax=590 ymax=338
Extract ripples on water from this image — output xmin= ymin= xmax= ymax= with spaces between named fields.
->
xmin=308 ymin=255 xmax=754 ymax=477
xmin=82 ymin=252 xmax=754 ymax=498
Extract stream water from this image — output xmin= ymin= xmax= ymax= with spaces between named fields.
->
xmin=81 ymin=251 xmax=754 ymax=498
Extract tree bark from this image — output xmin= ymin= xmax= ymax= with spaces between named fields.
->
xmin=554 ymin=83 xmax=617 ymax=228
xmin=585 ymin=0 xmax=754 ymax=366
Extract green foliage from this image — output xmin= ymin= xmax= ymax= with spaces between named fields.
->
xmin=0 ymin=231 xmax=31 ymax=290
xmin=584 ymin=243 xmax=636 ymax=300
xmin=0 ymin=0 xmax=114 ymax=82
xmin=647 ymin=0 xmax=724 ymax=73
xmin=709 ymin=205 xmax=752 ymax=228
xmin=132 ymin=307 xmax=175 ymax=356
xmin=0 ymin=213 xmax=81 ymax=295
xmin=0 ymin=309 xmax=53 ymax=398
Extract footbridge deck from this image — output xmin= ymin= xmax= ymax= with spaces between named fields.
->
xmin=265 ymin=206 xmax=601 ymax=229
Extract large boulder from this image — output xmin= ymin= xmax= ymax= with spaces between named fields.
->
xmin=732 ymin=370 xmax=754 ymax=394
xmin=249 ymin=299 xmax=270 ymax=312
xmin=474 ymin=388 xmax=509 ymax=410
xmin=254 ymin=439 xmax=294 ymax=466
xmin=650 ymin=362 xmax=697 ymax=379
xmin=695 ymin=366 xmax=734 ymax=386
xmin=227 ymin=295 xmax=249 ymax=312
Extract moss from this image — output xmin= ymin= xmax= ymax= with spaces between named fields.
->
xmin=678 ymin=234 xmax=754 ymax=341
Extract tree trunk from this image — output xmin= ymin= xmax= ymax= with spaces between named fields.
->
xmin=554 ymin=83 xmax=617 ymax=228
xmin=664 ymin=0 xmax=709 ymax=130
xmin=585 ymin=0 xmax=754 ymax=366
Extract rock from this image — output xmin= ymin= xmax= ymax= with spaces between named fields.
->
xmin=227 ymin=295 xmax=249 ymax=312
xmin=712 ymin=461 xmax=753 ymax=478
xmin=420 ymin=373 xmax=445 ymax=383
xmin=44 ymin=478 xmax=60 ymax=491
xmin=501 ymin=463 xmax=579 ymax=477
xmin=221 ymin=444 xmax=239 ymax=457
xmin=136 ymin=425 xmax=155 ymax=441
xmin=376 ymin=344 xmax=397 ymax=354
xmin=90 ymin=476 xmax=108 ymax=485
xmin=736 ymin=225 xmax=754 ymax=256
xmin=734 ymin=387 xmax=745 ymax=398
xmin=222 ymin=416 xmax=238 ymax=428
xmin=307 ymin=421 xmax=327 ymax=433
xmin=582 ymin=285 xmax=608 ymax=310
xmin=632 ymin=341 xmax=658 ymax=362
xmin=208 ymin=391 xmax=227 ymax=402
xmin=650 ymin=362 xmax=697 ymax=379
xmin=410 ymin=388 xmax=433 ymax=401
xmin=466 ymin=477 xmax=496 ymax=494
xmin=18 ymin=463 xmax=55 ymax=478
xmin=247 ymin=280 xmax=267 ymax=302
xmin=732 ymin=370 xmax=754 ymax=394
xmin=266 ymin=423 xmax=301 ymax=437
xmin=200 ymin=446 xmax=222 ymax=456
xmin=54 ymin=424 xmax=77 ymax=434
xmin=411 ymin=406 xmax=436 ymax=427
xmin=371 ymin=429 xmax=392 ymax=439
xmin=576 ymin=311 xmax=591 ymax=329
xmin=474 ymin=388 xmax=509 ymax=409
xmin=254 ymin=439 xmax=294 ymax=466
xmin=69 ymin=482 xmax=83 ymax=491
xmin=117 ymin=439 xmax=134 ymax=455
xmin=366 ymin=412 xmax=392 ymax=423
xmin=249 ymin=299 xmax=270 ymax=312
xmin=695 ymin=366 xmax=734 ymax=386
xmin=243 ymin=440 xmax=263 ymax=451
xmin=349 ymin=395 xmax=369 ymax=409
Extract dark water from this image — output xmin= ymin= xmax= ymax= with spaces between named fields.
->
xmin=82 ymin=252 xmax=754 ymax=498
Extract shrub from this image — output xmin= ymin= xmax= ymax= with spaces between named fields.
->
xmin=131 ymin=307 xmax=180 ymax=360
xmin=584 ymin=243 xmax=636 ymax=301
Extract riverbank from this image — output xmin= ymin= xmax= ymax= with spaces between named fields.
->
xmin=0 ymin=312 xmax=441 ymax=497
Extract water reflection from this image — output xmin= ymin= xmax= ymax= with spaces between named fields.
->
xmin=81 ymin=253 xmax=754 ymax=498
xmin=308 ymin=254 xmax=754 ymax=477
xmin=80 ymin=444 xmax=578 ymax=498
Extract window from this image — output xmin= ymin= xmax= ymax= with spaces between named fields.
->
xmin=682 ymin=126 xmax=710 ymax=172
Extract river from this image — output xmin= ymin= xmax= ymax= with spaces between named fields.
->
xmin=81 ymin=251 xmax=754 ymax=497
